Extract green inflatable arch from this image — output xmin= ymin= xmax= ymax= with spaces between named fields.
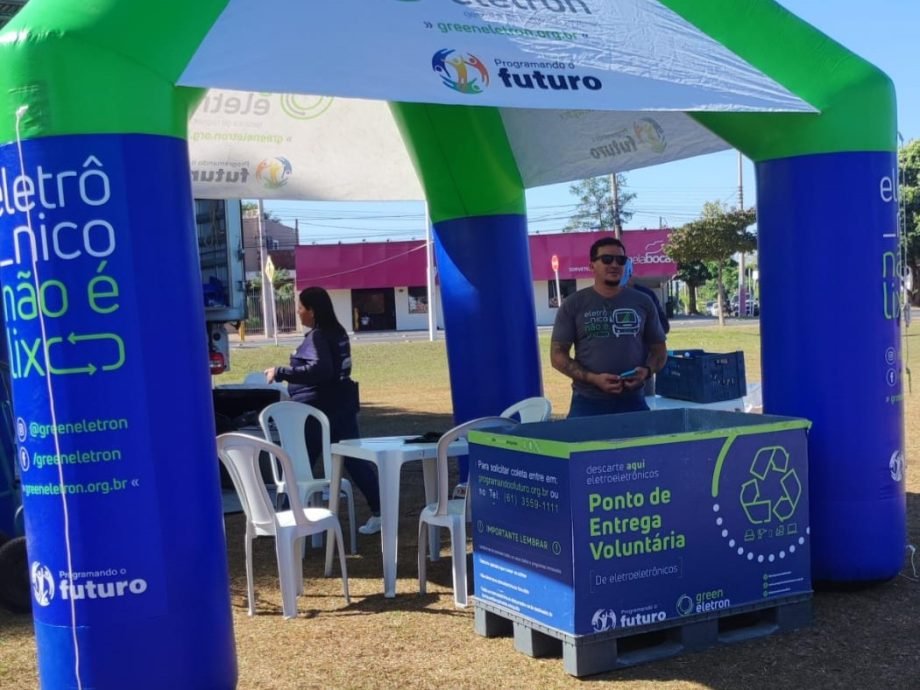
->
xmin=0 ymin=2 xmax=904 ymax=688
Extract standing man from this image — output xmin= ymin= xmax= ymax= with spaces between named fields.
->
xmin=551 ymin=237 xmax=668 ymax=417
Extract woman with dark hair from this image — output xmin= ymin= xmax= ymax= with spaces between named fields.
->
xmin=266 ymin=287 xmax=381 ymax=534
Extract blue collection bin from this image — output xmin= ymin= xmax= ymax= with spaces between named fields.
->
xmin=470 ymin=409 xmax=811 ymax=635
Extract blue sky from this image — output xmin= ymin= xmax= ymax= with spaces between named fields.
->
xmin=263 ymin=0 xmax=918 ymax=243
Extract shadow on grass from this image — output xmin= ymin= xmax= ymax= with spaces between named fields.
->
xmin=357 ymin=404 xmax=455 ymax=438
xmin=220 ymin=472 xmax=920 ymax=688
xmin=0 ymin=609 xmax=32 ymax=634
xmin=575 ymin=491 xmax=920 ymax=689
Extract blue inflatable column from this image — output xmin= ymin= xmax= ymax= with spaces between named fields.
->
xmin=389 ymin=102 xmax=541 ymax=478
xmin=0 ymin=314 xmax=16 ymax=538
xmin=434 ymin=214 xmax=542 ymax=465
xmin=757 ymin=152 xmax=905 ymax=582
xmin=0 ymin=134 xmax=236 ymax=687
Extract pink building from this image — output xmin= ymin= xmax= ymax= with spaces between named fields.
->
xmin=295 ymin=230 xmax=676 ymax=332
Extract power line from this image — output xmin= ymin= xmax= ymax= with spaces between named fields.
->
xmin=257 ymin=181 xmax=751 ymax=243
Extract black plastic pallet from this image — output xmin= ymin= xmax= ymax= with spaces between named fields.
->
xmin=473 ymin=595 xmax=812 ymax=677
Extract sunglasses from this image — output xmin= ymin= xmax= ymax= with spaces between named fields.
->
xmin=592 ymin=254 xmax=628 ymax=266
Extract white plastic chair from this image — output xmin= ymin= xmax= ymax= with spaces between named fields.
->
xmin=418 ymin=416 xmax=517 ymax=608
xmin=449 ymin=398 xmax=550 ymax=502
xmin=500 ymin=396 xmax=552 ymax=423
xmin=217 ymin=433 xmax=350 ymax=619
xmin=259 ymin=401 xmax=357 ymax=554
xmin=449 ymin=398 xmax=550 ymax=504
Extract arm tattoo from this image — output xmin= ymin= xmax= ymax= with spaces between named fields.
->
xmin=563 ymin=360 xmax=591 ymax=382
xmin=647 ymin=343 xmax=668 ymax=374
xmin=551 ymin=341 xmax=591 ymax=382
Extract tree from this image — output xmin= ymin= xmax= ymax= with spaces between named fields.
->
xmin=665 ymin=202 xmax=757 ymax=326
xmin=673 ymin=261 xmax=712 ymax=315
xmin=899 ymin=139 xmax=920 ymax=305
xmin=241 ymin=200 xmax=280 ymax=222
xmin=249 ymin=267 xmax=292 ymax=293
xmin=565 ymin=174 xmax=636 ymax=234
xmin=273 ymin=269 xmax=296 ymax=299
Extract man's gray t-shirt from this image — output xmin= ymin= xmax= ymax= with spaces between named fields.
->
xmin=552 ymin=287 xmax=666 ymax=399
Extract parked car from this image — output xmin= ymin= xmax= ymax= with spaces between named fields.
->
xmin=708 ymin=299 xmax=729 ymax=316
xmin=730 ymin=297 xmax=760 ymax=317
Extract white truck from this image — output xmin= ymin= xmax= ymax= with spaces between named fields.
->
xmin=195 ymin=198 xmax=247 ymax=375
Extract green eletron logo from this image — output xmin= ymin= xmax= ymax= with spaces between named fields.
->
xmin=279 ymin=94 xmax=333 ymax=121
xmin=739 ymin=446 xmax=802 ymax=524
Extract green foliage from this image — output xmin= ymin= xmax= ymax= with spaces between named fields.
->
xmin=673 ymin=260 xmax=712 ymax=315
xmin=674 ymin=261 xmax=711 ymax=288
xmin=666 ymin=202 xmax=756 ymax=324
xmin=899 ymin=139 xmax=920 ymax=302
xmin=665 ymin=202 xmax=757 ymax=265
xmin=241 ymin=200 xmax=282 ymax=223
xmin=565 ymin=174 xmax=636 ymax=232
xmin=698 ymin=260 xmax=739 ymax=301
xmin=271 ymin=268 xmax=292 ymax=291
xmin=276 ymin=282 xmax=296 ymax=299
xmin=249 ymin=267 xmax=292 ymax=293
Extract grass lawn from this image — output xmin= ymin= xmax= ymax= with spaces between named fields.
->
xmin=1 ymin=324 xmax=917 ymax=689
xmin=227 ymin=326 xmax=767 ymax=434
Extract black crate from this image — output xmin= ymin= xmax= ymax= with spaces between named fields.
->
xmin=656 ymin=350 xmax=746 ymax=403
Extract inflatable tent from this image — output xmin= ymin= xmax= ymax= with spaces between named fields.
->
xmin=0 ymin=1 xmax=906 ymax=687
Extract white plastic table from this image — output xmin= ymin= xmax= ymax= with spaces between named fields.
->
xmin=647 ymin=382 xmax=762 ymax=412
xmin=323 ymin=435 xmax=468 ymax=598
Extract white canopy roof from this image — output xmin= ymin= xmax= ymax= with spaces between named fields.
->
xmin=188 ymin=93 xmax=734 ymax=199
xmin=183 ymin=0 xmax=816 ymax=200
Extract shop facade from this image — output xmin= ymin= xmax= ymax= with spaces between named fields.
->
xmin=295 ymin=229 xmax=677 ymax=332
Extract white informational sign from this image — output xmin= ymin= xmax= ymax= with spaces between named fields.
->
xmin=503 ymin=109 xmax=730 ymax=186
xmin=188 ymin=91 xmax=424 ymax=200
xmin=187 ymin=91 xmax=735 ymax=197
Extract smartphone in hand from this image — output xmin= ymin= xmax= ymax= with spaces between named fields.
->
xmin=619 ymin=368 xmax=637 ymax=378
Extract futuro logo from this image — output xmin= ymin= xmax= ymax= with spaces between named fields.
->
xmin=591 ymin=607 xmax=617 ymax=632
xmin=432 ymin=49 xmax=489 ymax=94
xmin=31 ymin=562 xmax=55 ymax=606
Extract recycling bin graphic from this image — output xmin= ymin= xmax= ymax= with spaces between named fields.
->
xmin=740 ymin=446 xmax=803 ymax=524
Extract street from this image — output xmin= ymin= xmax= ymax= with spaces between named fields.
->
xmin=230 ymin=309 xmax=919 ymax=348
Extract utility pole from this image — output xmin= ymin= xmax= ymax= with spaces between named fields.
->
xmin=738 ymin=151 xmax=744 ymax=211
xmin=610 ymin=173 xmax=622 ymax=239
xmin=424 ymin=203 xmax=437 ymax=343
xmin=257 ymin=200 xmax=276 ymax=339
xmin=737 ymin=151 xmax=747 ymax=317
